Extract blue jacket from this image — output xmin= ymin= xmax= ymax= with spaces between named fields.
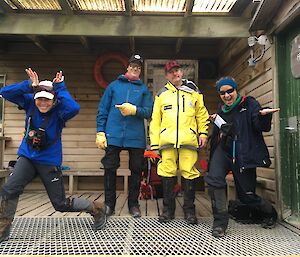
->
xmin=96 ymin=75 xmax=153 ymax=149
xmin=0 ymin=80 xmax=80 ymax=166
xmin=210 ymin=96 xmax=272 ymax=170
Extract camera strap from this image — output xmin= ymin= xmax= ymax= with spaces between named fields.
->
xmin=25 ymin=107 xmax=59 ymax=148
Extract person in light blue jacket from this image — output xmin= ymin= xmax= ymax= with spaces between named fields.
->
xmin=96 ymin=54 xmax=153 ymax=218
xmin=0 ymin=68 xmax=106 ymax=243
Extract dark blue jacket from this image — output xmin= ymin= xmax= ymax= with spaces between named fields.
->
xmin=0 ymin=80 xmax=80 ymax=166
xmin=96 ymin=75 xmax=153 ymax=149
xmin=210 ymin=96 xmax=272 ymax=170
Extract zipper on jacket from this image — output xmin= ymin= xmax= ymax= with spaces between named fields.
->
xmin=126 ymin=84 xmax=130 ymax=102
xmin=176 ymin=90 xmax=179 ymax=148
xmin=182 ymin=95 xmax=185 ymax=112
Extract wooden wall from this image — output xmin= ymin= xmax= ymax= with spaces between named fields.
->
xmin=218 ymin=38 xmax=277 ymax=204
xmin=0 ymin=52 xmax=219 ymax=191
xmin=0 ymin=53 xmax=129 ymax=190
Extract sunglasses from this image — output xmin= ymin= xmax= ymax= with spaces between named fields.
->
xmin=219 ymin=88 xmax=235 ymax=95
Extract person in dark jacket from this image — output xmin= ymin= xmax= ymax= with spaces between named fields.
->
xmin=205 ymin=76 xmax=279 ymax=238
xmin=0 ymin=68 xmax=106 ymax=243
xmin=96 ymin=54 xmax=153 ymax=218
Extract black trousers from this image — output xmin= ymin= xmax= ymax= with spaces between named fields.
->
xmin=101 ymin=145 xmax=144 ymax=210
xmin=0 ymin=156 xmax=92 ymax=214
xmin=205 ymin=145 xmax=262 ymax=207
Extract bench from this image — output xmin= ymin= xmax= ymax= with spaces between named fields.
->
xmin=0 ymin=169 xmax=11 ymax=187
xmin=62 ymin=169 xmax=131 ymax=195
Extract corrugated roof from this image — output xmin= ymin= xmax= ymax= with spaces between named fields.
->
xmin=5 ymin=0 xmax=61 ymax=10
xmin=3 ymin=0 xmax=238 ymax=13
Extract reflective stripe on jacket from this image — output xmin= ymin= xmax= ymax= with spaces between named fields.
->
xmin=150 ymin=81 xmax=209 ymax=150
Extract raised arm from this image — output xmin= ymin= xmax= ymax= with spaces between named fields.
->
xmin=53 ymin=72 xmax=80 ymax=121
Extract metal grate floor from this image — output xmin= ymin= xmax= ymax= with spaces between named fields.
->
xmin=0 ymin=217 xmax=300 ymax=256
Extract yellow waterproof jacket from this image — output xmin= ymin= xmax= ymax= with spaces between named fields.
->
xmin=150 ymin=81 xmax=209 ymax=150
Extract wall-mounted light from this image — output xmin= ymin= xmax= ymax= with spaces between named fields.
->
xmin=248 ymin=35 xmax=268 ymax=66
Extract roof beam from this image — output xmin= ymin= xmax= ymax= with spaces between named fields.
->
xmin=79 ymin=36 xmax=90 ymax=51
xmin=249 ymin=0 xmax=282 ymax=31
xmin=129 ymin=37 xmax=135 ymax=53
xmin=58 ymin=0 xmax=73 ymax=15
xmin=27 ymin=35 xmax=49 ymax=53
xmin=0 ymin=14 xmax=250 ymax=38
xmin=185 ymin=0 xmax=195 ymax=16
xmin=124 ymin=0 xmax=132 ymax=16
xmin=0 ymin=1 xmax=14 ymax=13
xmin=175 ymin=0 xmax=195 ymax=54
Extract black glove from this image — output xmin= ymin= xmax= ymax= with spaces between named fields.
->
xmin=220 ymin=123 xmax=236 ymax=152
xmin=220 ymin=123 xmax=235 ymax=137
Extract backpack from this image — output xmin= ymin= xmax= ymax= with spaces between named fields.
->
xmin=228 ymin=200 xmax=277 ymax=224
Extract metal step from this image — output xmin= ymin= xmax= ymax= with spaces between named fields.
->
xmin=0 ymin=217 xmax=300 ymax=256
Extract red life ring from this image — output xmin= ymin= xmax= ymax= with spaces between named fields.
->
xmin=94 ymin=52 xmax=128 ymax=89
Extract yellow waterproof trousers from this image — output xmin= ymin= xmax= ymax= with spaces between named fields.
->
xmin=157 ymin=148 xmax=200 ymax=180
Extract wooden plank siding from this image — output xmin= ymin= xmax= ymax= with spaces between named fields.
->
xmin=0 ymin=52 xmax=220 ymax=192
xmin=0 ymin=53 xmax=130 ymax=191
xmin=218 ymin=39 xmax=278 ymax=204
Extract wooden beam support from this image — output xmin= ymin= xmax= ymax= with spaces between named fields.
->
xmin=0 ymin=1 xmax=14 ymax=13
xmin=249 ymin=0 xmax=282 ymax=31
xmin=129 ymin=36 xmax=135 ymax=53
xmin=79 ymin=36 xmax=90 ymax=51
xmin=27 ymin=35 xmax=49 ymax=53
xmin=185 ymin=0 xmax=195 ymax=17
xmin=175 ymin=0 xmax=195 ymax=54
xmin=175 ymin=38 xmax=183 ymax=54
xmin=231 ymin=0 xmax=251 ymax=15
xmin=0 ymin=40 xmax=8 ymax=53
xmin=0 ymin=14 xmax=250 ymax=38
xmin=124 ymin=0 xmax=132 ymax=16
xmin=57 ymin=0 xmax=73 ymax=15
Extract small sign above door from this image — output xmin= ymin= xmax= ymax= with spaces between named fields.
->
xmin=291 ymin=34 xmax=300 ymax=78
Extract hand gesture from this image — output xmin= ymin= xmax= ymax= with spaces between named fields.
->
xmin=25 ymin=68 xmax=39 ymax=87
xmin=209 ymin=114 xmax=217 ymax=121
xmin=259 ymin=108 xmax=280 ymax=116
xmin=53 ymin=71 xmax=64 ymax=83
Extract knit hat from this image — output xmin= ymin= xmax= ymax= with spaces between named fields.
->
xmin=128 ymin=54 xmax=143 ymax=67
xmin=216 ymin=77 xmax=238 ymax=92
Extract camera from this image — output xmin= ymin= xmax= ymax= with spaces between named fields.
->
xmin=26 ymin=128 xmax=46 ymax=150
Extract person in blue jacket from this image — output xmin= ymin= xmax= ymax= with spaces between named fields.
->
xmin=96 ymin=54 xmax=153 ymax=218
xmin=205 ymin=76 xmax=280 ymax=238
xmin=0 ymin=68 xmax=106 ymax=243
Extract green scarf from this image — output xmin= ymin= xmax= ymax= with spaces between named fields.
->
xmin=222 ymin=94 xmax=242 ymax=113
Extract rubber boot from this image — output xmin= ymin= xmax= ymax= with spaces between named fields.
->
xmin=0 ymin=196 xmax=18 ymax=243
xmin=159 ymin=177 xmax=177 ymax=223
xmin=182 ymin=178 xmax=197 ymax=225
xmin=208 ymin=186 xmax=229 ymax=238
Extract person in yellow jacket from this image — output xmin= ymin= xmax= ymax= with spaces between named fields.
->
xmin=150 ymin=60 xmax=209 ymax=224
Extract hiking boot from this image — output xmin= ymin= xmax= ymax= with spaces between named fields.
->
xmin=261 ymin=217 xmax=276 ymax=229
xmin=185 ymin=213 xmax=198 ymax=225
xmin=129 ymin=206 xmax=141 ymax=218
xmin=91 ymin=201 xmax=106 ymax=230
xmin=0 ymin=218 xmax=12 ymax=243
xmin=212 ymin=226 xmax=226 ymax=238
xmin=158 ymin=212 xmax=175 ymax=223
